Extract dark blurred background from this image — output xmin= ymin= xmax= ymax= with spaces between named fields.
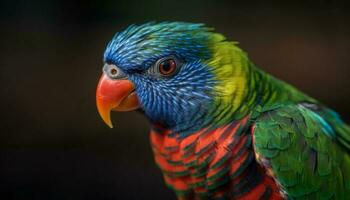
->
xmin=0 ymin=0 xmax=349 ymax=199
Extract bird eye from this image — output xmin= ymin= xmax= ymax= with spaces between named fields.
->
xmin=110 ymin=68 xmax=117 ymax=75
xmin=154 ymin=56 xmax=181 ymax=77
xmin=103 ymin=64 xmax=126 ymax=79
xmin=158 ymin=59 xmax=177 ymax=76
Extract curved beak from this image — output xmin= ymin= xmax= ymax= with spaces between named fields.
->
xmin=96 ymin=74 xmax=140 ymax=128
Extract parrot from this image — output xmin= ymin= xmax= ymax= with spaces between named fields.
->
xmin=95 ymin=22 xmax=350 ymax=200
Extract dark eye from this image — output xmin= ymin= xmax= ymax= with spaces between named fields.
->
xmin=149 ymin=56 xmax=181 ymax=78
xmin=103 ymin=64 xmax=126 ymax=79
xmin=110 ymin=68 xmax=118 ymax=75
xmin=158 ymin=58 xmax=178 ymax=76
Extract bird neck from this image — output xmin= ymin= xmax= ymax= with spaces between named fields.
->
xmin=250 ymin=66 xmax=316 ymax=111
xmin=155 ymin=44 xmax=315 ymax=138
xmin=161 ymin=62 xmax=314 ymax=138
xmin=209 ymin=62 xmax=315 ymax=128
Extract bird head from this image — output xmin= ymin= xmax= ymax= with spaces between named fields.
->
xmin=96 ymin=22 xmax=252 ymax=133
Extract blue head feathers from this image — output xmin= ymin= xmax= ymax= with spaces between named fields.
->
xmin=103 ymin=22 xmax=218 ymax=133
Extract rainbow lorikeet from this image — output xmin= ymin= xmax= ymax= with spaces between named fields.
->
xmin=96 ymin=22 xmax=350 ymax=199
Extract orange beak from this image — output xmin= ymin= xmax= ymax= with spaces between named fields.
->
xmin=96 ymin=74 xmax=140 ymax=128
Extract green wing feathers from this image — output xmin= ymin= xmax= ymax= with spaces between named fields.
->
xmin=310 ymin=104 xmax=350 ymax=152
xmin=253 ymin=104 xmax=350 ymax=199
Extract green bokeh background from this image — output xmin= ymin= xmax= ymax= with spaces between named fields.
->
xmin=0 ymin=0 xmax=349 ymax=199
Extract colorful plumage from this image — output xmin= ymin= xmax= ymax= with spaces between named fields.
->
xmin=95 ymin=22 xmax=350 ymax=199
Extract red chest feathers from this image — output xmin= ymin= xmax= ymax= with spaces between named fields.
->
xmin=150 ymin=117 xmax=283 ymax=200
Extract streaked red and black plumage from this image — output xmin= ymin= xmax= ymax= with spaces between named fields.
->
xmin=150 ymin=117 xmax=283 ymax=199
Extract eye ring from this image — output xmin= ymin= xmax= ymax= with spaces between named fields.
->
xmin=154 ymin=56 xmax=181 ymax=77
xmin=103 ymin=64 xmax=126 ymax=79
